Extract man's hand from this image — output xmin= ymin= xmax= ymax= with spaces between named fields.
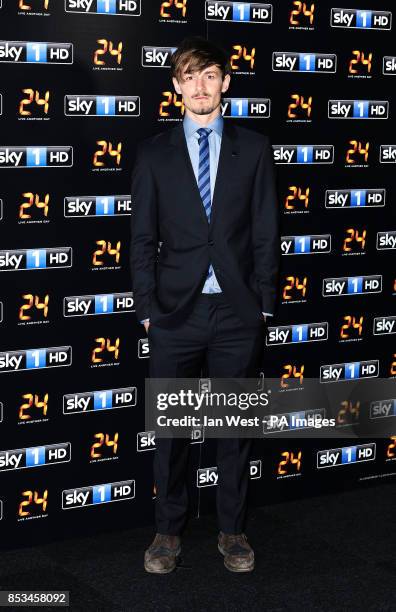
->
xmin=263 ymin=314 xmax=266 ymax=323
xmin=144 ymin=321 xmax=150 ymax=333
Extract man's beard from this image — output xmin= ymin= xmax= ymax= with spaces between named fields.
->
xmin=189 ymin=98 xmax=218 ymax=115
xmin=194 ymin=105 xmax=214 ymax=115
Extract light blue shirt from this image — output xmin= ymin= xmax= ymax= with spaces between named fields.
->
xmin=139 ymin=113 xmax=272 ymax=322
xmin=183 ymin=113 xmax=223 ymax=294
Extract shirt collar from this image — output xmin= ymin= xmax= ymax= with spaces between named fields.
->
xmin=183 ymin=112 xmax=224 ymax=140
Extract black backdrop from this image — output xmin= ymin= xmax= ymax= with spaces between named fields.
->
xmin=0 ymin=0 xmax=395 ymax=549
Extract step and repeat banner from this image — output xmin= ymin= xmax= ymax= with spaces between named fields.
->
xmin=0 ymin=0 xmax=395 ymax=548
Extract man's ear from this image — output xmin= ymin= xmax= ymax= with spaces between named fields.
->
xmin=221 ymin=74 xmax=231 ymax=94
xmin=172 ymin=76 xmax=182 ymax=94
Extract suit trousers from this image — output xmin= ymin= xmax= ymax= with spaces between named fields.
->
xmin=148 ymin=291 xmax=266 ymax=535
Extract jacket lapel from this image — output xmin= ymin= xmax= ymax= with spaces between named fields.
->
xmin=209 ymin=120 xmax=239 ymax=229
xmin=167 ymin=119 xmax=239 ymax=229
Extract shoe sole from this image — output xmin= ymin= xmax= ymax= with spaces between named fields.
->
xmin=218 ymin=543 xmax=255 ymax=573
xmin=144 ymin=547 xmax=182 ymax=574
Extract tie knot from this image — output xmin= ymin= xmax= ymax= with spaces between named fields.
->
xmin=197 ymin=127 xmax=212 ymax=141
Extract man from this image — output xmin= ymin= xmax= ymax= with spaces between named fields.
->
xmin=130 ymin=35 xmax=280 ymax=574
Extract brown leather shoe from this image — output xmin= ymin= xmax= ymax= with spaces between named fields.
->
xmin=218 ymin=532 xmax=255 ymax=572
xmin=144 ymin=533 xmax=181 ymax=574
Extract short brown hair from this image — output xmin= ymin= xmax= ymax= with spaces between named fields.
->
xmin=170 ymin=35 xmax=231 ymax=82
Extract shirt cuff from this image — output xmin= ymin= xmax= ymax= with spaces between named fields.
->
xmin=140 ymin=318 xmax=150 ymax=324
xmin=262 ymin=312 xmax=273 ymax=317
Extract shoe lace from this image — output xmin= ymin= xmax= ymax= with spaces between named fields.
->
xmin=225 ymin=533 xmax=247 ymax=545
xmin=221 ymin=533 xmax=250 ymax=555
xmin=153 ymin=534 xmax=179 ymax=550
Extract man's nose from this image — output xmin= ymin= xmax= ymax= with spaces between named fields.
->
xmin=194 ymin=77 xmax=206 ymax=89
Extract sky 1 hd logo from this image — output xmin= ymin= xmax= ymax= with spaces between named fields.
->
xmin=65 ymin=95 xmax=139 ymax=117
xmin=141 ymin=46 xmax=177 ymax=68
xmin=0 ymin=346 xmax=72 ymax=373
xmin=377 ymin=231 xmax=396 ymax=250
xmin=266 ymin=322 xmax=328 ymax=346
xmin=320 ymin=359 xmax=379 ymax=382
xmin=328 ymin=100 xmax=389 ymax=119
xmin=273 ymin=145 xmax=334 ymax=164
xmin=370 ymin=399 xmax=396 ymax=419
xmin=63 ymin=387 xmax=136 ymax=414
xmin=205 ymin=1 xmax=272 ymax=23
xmin=0 ymin=147 xmax=72 ymax=168
xmin=0 ymin=248 xmax=72 ymax=271
xmin=137 ymin=431 xmax=156 ymax=452
xmin=317 ymin=443 xmax=376 ymax=468
xmin=221 ymin=98 xmax=270 ymax=118
xmin=0 ymin=41 xmax=73 ymax=64
xmin=325 ymin=188 xmax=386 ymax=209
xmin=197 ymin=461 xmax=261 ymax=487
xmin=322 ymin=275 xmax=382 ymax=296
xmin=0 ymin=442 xmax=71 ymax=472
xmin=383 ymin=56 xmax=396 ymax=75
xmin=138 ymin=336 xmax=150 ymax=359
xmin=62 ymin=479 xmax=135 ymax=510
xmin=281 ymin=234 xmax=331 ymax=255
xmin=272 ymin=52 xmax=336 ymax=73
xmin=379 ymin=146 xmax=396 ymax=163
xmin=64 ymin=292 xmax=134 ymax=317
xmin=330 ymin=9 xmax=391 ymax=30
xmin=65 ymin=0 xmax=141 ymax=16
xmin=64 ymin=194 xmax=131 ymax=217
xmin=136 ymin=430 xmax=203 ymax=451
xmin=373 ymin=316 xmax=396 ymax=336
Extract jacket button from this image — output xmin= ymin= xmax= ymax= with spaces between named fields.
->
xmin=208 ymin=240 xmax=214 ymax=246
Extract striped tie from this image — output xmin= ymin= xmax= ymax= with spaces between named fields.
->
xmin=197 ymin=127 xmax=214 ymax=280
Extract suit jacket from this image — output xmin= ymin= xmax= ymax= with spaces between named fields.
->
xmin=130 ymin=119 xmax=280 ymax=330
